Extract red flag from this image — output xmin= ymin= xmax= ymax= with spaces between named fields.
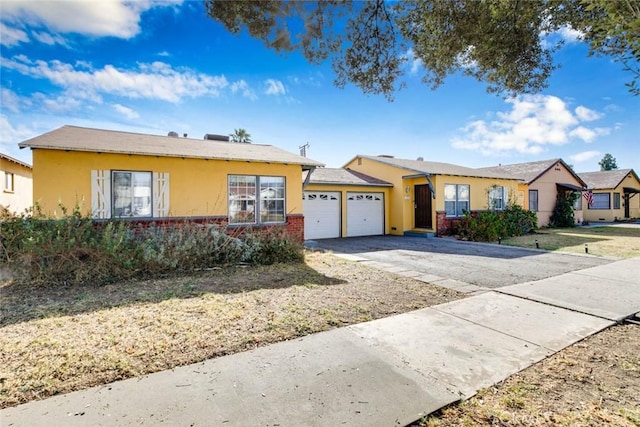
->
xmin=583 ymin=191 xmax=594 ymax=207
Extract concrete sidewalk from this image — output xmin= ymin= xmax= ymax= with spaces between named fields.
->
xmin=2 ymin=258 xmax=639 ymax=427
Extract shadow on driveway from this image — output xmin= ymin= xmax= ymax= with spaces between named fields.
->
xmin=315 ymin=235 xmax=614 ymax=288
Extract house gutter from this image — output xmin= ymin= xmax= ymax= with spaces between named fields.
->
xmin=302 ymin=166 xmax=316 ymax=189
xmin=402 ymin=173 xmax=436 ymax=199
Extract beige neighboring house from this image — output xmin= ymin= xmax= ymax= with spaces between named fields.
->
xmin=578 ymin=169 xmax=640 ymax=222
xmin=478 ymin=158 xmax=586 ymax=227
xmin=0 ymin=153 xmax=33 ymax=214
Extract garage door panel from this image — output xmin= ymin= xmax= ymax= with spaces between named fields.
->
xmin=303 ymin=192 xmax=340 ymax=240
xmin=347 ymin=192 xmax=384 ymax=237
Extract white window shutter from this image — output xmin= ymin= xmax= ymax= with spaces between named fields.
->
xmin=504 ymin=187 xmax=509 ymax=206
xmin=153 ymin=172 xmax=170 ymax=217
xmin=91 ymin=170 xmax=111 ymax=219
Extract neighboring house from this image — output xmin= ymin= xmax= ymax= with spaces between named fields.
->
xmin=18 ymin=125 xmax=323 ymax=239
xmin=0 ymin=153 xmax=32 ymax=214
xmin=478 ymin=158 xmax=586 ymax=227
xmin=578 ymin=169 xmax=640 ymax=222
xmin=343 ymin=155 xmax=523 ymax=236
xmin=302 ymin=168 xmax=392 ymax=239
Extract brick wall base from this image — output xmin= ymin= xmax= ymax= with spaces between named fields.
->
xmin=106 ymin=214 xmax=305 ymax=242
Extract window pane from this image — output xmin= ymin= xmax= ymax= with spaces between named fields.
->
xmin=260 ymin=176 xmax=285 ymax=223
xmin=458 ymin=185 xmax=470 ymax=201
xmin=445 ymin=201 xmax=456 ymax=217
xmin=591 ymin=193 xmax=610 ymax=209
xmin=489 ymin=186 xmax=504 ymax=210
xmin=529 ymin=190 xmax=538 ymax=211
xmin=444 ymin=184 xmax=456 ymax=201
xmin=457 ymin=201 xmax=469 ymax=217
xmin=229 ymin=175 xmax=257 ymax=224
xmin=573 ymin=194 xmax=582 ymax=210
xmin=613 ymin=193 xmax=621 ymax=209
xmin=113 ymin=171 xmax=152 ymax=218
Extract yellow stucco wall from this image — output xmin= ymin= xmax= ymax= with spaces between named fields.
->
xmin=31 ymin=149 xmax=304 ymax=218
xmin=0 ymin=157 xmax=32 ymax=214
xmin=583 ymin=172 xmax=640 ymax=222
xmin=345 ymin=156 xmax=521 ymax=235
xmin=304 ymin=183 xmax=391 ymax=236
xmin=528 ymin=162 xmax=585 ymax=227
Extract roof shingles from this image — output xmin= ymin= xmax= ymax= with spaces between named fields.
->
xmin=19 ymin=125 xmax=324 ymax=168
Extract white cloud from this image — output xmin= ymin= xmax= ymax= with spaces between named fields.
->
xmin=31 ymin=30 xmax=67 ymax=46
xmin=575 ymin=105 xmax=602 ymax=121
xmin=569 ymin=150 xmax=600 ymax=163
xmin=404 ymin=48 xmax=423 ymax=75
xmin=1 ymin=88 xmax=22 ymax=113
xmin=157 ymin=51 xmax=170 ymax=57
xmin=0 ymin=22 xmax=28 ymax=47
xmin=0 ymin=114 xmax=36 ymax=145
xmin=33 ymin=93 xmax=82 ymax=113
xmin=557 ymin=25 xmax=583 ymax=43
xmin=113 ymin=103 xmax=140 ymax=119
xmin=264 ymin=79 xmax=286 ymax=96
xmin=1 ymin=56 xmax=230 ymax=103
xmin=231 ymin=80 xmax=258 ymax=100
xmin=1 ymin=1 xmax=182 ymax=42
xmin=451 ymin=94 xmax=607 ymax=155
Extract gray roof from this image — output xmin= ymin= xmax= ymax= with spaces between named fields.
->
xmin=18 ymin=125 xmax=324 ymax=168
xmin=304 ymin=168 xmax=393 ymax=186
xmin=1 ymin=152 xmax=32 ymax=169
xmin=350 ymin=155 xmax=521 ymax=180
xmin=578 ymin=169 xmax=638 ymax=190
xmin=477 ymin=158 xmax=586 ymax=186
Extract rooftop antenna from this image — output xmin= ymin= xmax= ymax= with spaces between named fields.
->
xmin=299 ymin=142 xmax=310 ymax=157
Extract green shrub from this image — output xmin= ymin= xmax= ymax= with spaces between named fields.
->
xmin=1 ymin=206 xmax=304 ymax=286
xmin=455 ymin=205 xmax=537 ymax=242
xmin=549 ymin=192 xmax=577 ymax=228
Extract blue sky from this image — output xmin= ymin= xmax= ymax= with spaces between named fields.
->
xmin=1 ymin=1 xmax=638 ymax=172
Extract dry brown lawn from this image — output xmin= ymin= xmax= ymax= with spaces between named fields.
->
xmin=0 ymin=251 xmax=462 ymax=409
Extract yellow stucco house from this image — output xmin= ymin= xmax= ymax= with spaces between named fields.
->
xmin=0 ymin=153 xmax=32 ymax=214
xmin=478 ymin=159 xmax=587 ymax=227
xmin=302 ymin=168 xmax=392 ymax=239
xmin=18 ymin=125 xmax=323 ymax=239
xmin=578 ymin=169 xmax=640 ymax=222
xmin=341 ymin=155 xmax=523 ymax=236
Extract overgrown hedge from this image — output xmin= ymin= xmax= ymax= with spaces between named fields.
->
xmin=454 ymin=205 xmax=537 ymax=242
xmin=0 ymin=206 xmax=303 ymax=286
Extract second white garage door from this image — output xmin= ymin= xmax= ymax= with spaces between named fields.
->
xmin=303 ymin=191 xmax=340 ymax=240
xmin=347 ymin=192 xmax=384 ymax=237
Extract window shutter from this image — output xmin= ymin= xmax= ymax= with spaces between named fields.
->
xmin=503 ymin=187 xmax=509 ymax=206
xmin=153 ymin=172 xmax=170 ymax=217
xmin=91 ymin=170 xmax=111 ymax=219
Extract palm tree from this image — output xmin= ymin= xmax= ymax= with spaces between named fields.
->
xmin=229 ymin=128 xmax=252 ymax=143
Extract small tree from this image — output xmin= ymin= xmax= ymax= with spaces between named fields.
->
xmin=598 ymin=153 xmax=618 ymax=171
xmin=549 ymin=191 xmax=577 ymax=227
xmin=230 ymin=128 xmax=252 ymax=143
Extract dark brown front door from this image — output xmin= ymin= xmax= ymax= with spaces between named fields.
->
xmin=415 ymin=184 xmax=432 ymax=229
xmin=624 ymin=194 xmax=630 ymax=218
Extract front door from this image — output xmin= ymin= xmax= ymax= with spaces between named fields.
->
xmin=624 ymin=194 xmax=630 ymax=218
xmin=414 ymin=184 xmax=432 ymax=229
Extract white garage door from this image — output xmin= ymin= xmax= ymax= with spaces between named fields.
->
xmin=303 ymin=192 xmax=341 ymax=240
xmin=347 ymin=192 xmax=384 ymax=237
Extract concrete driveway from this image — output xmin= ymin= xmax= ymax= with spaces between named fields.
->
xmin=316 ymin=236 xmax=615 ymax=288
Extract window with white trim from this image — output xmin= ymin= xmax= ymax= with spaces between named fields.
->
xmin=589 ymin=193 xmax=610 ymax=209
xmin=489 ymin=186 xmax=506 ymax=210
xmin=613 ymin=193 xmax=621 ymax=209
xmin=444 ymin=184 xmax=470 ymax=217
xmin=228 ymin=175 xmax=285 ymax=224
xmin=112 ymin=171 xmax=152 ymax=218
xmin=4 ymin=172 xmax=14 ymax=192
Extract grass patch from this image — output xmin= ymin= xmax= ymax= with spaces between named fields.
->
xmin=0 ymin=251 xmax=463 ymax=408
xmin=501 ymin=226 xmax=640 ymax=258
